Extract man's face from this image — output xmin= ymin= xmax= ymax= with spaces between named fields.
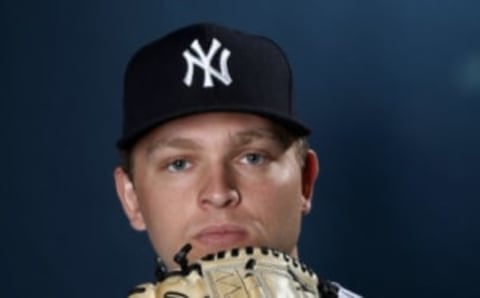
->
xmin=115 ymin=112 xmax=318 ymax=269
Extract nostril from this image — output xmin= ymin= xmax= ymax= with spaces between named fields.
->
xmin=200 ymin=189 xmax=240 ymax=208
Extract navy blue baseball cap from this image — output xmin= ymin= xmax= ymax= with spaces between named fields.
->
xmin=117 ymin=23 xmax=310 ymax=149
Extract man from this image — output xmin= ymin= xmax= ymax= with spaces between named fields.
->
xmin=114 ymin=23 xmax=360 ymax=297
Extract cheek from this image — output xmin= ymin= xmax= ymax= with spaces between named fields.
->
xmin=267 ymin=175 xmax=305 ymax=250
xmin=249 ymin=163 xmax=303 ymax=205
xmin=242 ymin=164 xmax=304 ymax=226
xmin=134 ymin=180 xmax=196 ymax=261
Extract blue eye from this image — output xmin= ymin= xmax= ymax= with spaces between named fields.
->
xmin=167 ymin=159 xmax=191 ymax=172
xmin=242 ymin=153 xmax=266 ymax=165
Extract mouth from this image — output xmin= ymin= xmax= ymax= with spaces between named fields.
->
xmin=193 ymin=225 xmax=248 ymax=248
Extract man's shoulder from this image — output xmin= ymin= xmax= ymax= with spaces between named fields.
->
xmin=331 ymin=281 xmax=363 ymax=298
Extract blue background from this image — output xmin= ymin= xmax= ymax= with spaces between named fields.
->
xmin=2 ymin=1 xmax=479 ymax=297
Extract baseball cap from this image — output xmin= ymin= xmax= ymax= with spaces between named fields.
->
xmin=117 ymin=23 xmax=310 ymax=149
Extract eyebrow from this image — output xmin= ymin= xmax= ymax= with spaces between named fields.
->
xmin=234 ymin=128 xmax=286 ymax=146
xmin=146 ymin=137 xmax=202 ymax=158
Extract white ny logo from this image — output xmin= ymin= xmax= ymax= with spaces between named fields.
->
xmin=182 ymin=38 xmax=232 ymax=88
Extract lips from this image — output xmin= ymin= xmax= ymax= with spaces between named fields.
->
xmin=193 ymin=225 xmax=248 ymax=247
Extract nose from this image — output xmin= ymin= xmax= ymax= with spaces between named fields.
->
xmin=199 ymin=162 xmax=240 ymax=209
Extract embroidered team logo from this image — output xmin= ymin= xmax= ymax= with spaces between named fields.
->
xmin=182 ymin=38 xmax=232 ymax=88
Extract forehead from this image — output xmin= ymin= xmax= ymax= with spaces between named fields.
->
xmin=135 ymin=112 xmax=294 ymax=150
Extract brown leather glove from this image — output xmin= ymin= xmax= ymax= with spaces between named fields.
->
xmin=128 ymin=245 xmax=324 ymax=298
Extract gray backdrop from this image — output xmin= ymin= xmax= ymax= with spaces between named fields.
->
xmin=2 ymin=1 xmax=479 ymax=297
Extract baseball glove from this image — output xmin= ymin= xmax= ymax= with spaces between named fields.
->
xmin=127 ymin=244 xmax=356 ymax=298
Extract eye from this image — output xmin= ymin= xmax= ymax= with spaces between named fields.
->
xmin=167 ymin=159 xmax=191 ymax=172
xmin=241 ymin=153 xmax=266 ymax=166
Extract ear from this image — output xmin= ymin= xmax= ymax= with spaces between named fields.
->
xmin=114 ymin=166 xmax=146 ymax=231
xmin=300 ymin=149 xmax=320 ymax=214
